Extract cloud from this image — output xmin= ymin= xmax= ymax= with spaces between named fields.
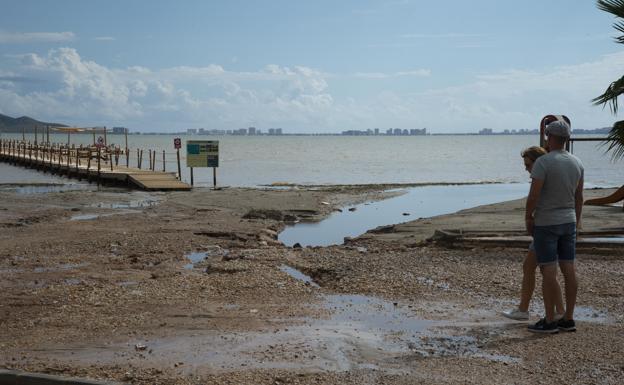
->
xmin=94 ymin=36 xmax=115 ymax=41
xmin=0 ymin=47 xmax=623 ymax=132
xmin=0 ymin=31 xmax=75 ymax=44
xmin=354 ymin=69 xmax=430 ymax=78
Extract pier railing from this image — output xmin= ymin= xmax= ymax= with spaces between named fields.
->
xmin=0 ymin=138 xmax=190 ymax=190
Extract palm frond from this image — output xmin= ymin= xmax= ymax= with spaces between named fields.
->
xmin=613 ymin=21 xmax=624 ymax=43
xmin=592 ymin=74 xmax=624 ymax=114
xmin=601 ymin=120 xmax=624 ymax=160
xmin=597 ymin=0 xmax=624 ymax=18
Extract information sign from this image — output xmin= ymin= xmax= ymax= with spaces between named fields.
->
xmin=174 ymin=137 xmax=181 ymax=149
xmin=186 ymin=140 xmax=219 ymax=168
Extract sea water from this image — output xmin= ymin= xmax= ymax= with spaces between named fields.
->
xmin=1 ymin=133 xmax=622 ymax=188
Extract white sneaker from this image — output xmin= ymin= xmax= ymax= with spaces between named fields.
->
xmin=554 ymin=313 xmax=565 ymax=322
xmin=502 ymin=308 xmax=529 ymax=321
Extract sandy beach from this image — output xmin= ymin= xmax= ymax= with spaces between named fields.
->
xmin=0 ymin=184 xmax=622 ymax=384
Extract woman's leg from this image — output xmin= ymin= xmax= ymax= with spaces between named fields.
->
xmin=518 ymin=250 xmax=537 ymax=312
xmin=521 ymin=249 xmax=565 ymax=315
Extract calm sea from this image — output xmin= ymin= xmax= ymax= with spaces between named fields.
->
xmin=0 ymin=133 xmax=622 ymax=188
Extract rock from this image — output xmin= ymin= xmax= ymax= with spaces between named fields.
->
xmin=293 ymin=242 xmax=302 ymax=249
xmin=348 ymin=207 xmax=357 ymax=212
xmin=402 ymin=212 xmax=410 ymax=216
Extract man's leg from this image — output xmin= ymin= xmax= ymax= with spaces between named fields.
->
xmin=557 ymin=222 xmax=578 ymax=322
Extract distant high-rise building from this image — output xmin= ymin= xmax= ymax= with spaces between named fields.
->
xmin=112 ymin=126 xmax=128 ymax=134
xmin=374 ymin=128 xmax=379 ymax=135
xmin=187 ymin=128 xmax=197 ymax=135
xmin=393 ymin=128 xmax=402 ymax=135
xmin=248 ymin=126 xmax=256 ymax=135
xmin=275 ymin=128 xmax=283 ymax=135
xmin=268 ymin=128 xmax=276 ymax=135
xmin=386 ymin=128 xmax=393 ymax=135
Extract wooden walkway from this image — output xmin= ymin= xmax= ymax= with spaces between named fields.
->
xmin=0 ymin=139 xmax=191 ymax=191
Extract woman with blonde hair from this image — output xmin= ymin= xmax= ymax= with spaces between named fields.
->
xmin=502 ymin=146 xmax=565 ymax=321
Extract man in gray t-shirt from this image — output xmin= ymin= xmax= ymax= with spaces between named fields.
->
xmin=525 ymin=120 xmax=584 ymax=334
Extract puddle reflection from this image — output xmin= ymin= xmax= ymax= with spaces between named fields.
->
xmin=279 ymin=183 xmax=529 ymax=247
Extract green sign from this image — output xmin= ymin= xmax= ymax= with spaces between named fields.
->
xmin=186 ymin=140 xmax=219 ymax=167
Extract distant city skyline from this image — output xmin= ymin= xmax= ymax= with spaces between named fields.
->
xmin=0 ymin=1 xmax=622 ymax=133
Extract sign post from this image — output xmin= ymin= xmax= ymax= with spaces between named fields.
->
xmin=186 ymin=140 xmax=219 ymax=188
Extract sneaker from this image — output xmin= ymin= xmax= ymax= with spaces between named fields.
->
xmin=528 ymin=318 xmax=559 ymax=334
xmin=502 ymin=308 xmax=529 ymax=321
xmin=557 ymin=318 xmax=576 ymax=332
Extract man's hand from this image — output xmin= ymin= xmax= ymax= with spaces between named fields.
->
xmin=525 ymin=217 xmax=534 ymax=235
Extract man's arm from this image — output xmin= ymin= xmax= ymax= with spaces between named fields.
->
xmin=525 ymin=178 xmax=544 ymax=235
xmin=575 ymin=177 xmax=584 ymax=227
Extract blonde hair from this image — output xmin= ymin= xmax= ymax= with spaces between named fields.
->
xmin=521 ymin=146 xmax=547 ymax=162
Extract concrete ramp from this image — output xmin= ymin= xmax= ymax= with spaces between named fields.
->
xmin=127 ymin=172 xmax=191 ymax=191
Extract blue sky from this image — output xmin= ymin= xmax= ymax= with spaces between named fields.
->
xmin=0 ymin=0 xmax=622 ymax=133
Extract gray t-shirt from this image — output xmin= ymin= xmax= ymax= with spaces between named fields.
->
xmin=530 ymin=150 xmax=584 ymax=226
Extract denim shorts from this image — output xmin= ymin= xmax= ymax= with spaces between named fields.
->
xmin=533 ymin=222 xmax=576 ymax=265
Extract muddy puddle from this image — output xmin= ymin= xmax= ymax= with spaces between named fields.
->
xmin=183 ymin=246 xmax=229 ymax=269
xmin=70 ymin=211 xmax=142 ymax=221
xmin=279 ymin=183 xmax=529 ymax=247
xmin=280 ymin=265 xmax=320 ymax=288
xmin=89 ymin=199 xmax=158 ymax=209
xmin=26 ymin=265 xmax=615 ymax=374
xmin=2 ymin=183 xmax=95 ymax=194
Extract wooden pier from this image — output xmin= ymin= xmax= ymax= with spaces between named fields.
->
xmin=0 ymin=139 xmax=191 ymax=191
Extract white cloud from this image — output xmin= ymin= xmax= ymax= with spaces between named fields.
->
xmin=0 ymin=47 xmax=622 ymax=132
xmin=0 ymin=31 xmax=75 ymax=44
xmin=354 ymin=69 xmax=430 ymax=78
xmin=94 ymin=36 xmax=115 ymax=41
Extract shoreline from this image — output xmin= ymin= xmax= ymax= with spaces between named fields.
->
xmin=1 ymin=185 xmax=622 ymax=384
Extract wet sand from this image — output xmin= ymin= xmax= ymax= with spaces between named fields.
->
xmin=0 ymin=185 xmax=622 ymax=384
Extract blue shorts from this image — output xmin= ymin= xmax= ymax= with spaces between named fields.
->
xmin=533 ymin=222 xmax=576 ymax=265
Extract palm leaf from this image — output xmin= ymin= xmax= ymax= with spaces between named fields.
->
xmin=592 ymin=74 xmax=624 ymax=114
xmin=597 ymin=0 xmax=624 ymax=18
xmin=602 ymin=120 xmax=624 ymax=160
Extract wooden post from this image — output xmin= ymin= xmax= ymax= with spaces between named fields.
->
xmin=213 ymin=167 xmax=217 ymax=189
xmin=148 ymin=149 xmax=152 ymax=170
xmin=103 ymin=126 xmax=107 ymax=147
xmin=22 ymin=126 xmax=25 ymax=141
xmin=152 ymin=150 xmax=156 ymax=171
xmin=92 ymin=130 xmax=96 ymax=146
xmin=125 ymin=128 xmax=129 ymax=167
xmin=176 ymin=149 xmax=181 ymax=180
xmin=46 ymin=125 xmax=49 ymax=144
xmin=35 ymin=125 xmax=38 ymax=145
xmin=139 ymin=149 xmax=143 ymax=169
xmin=190 ymin=167 xmax=194 ymax=186
xmin=162 ymin=150 xmax=166 ymax=172
xmin=97 ymin=147 xmax=101 ymax=184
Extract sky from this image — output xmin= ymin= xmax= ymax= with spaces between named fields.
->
xmin=0 ymin=0 xmax=623 ymax=133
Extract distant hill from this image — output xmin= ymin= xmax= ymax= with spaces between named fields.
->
xmin=0 ymin=113 xmax=67 ymax=133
